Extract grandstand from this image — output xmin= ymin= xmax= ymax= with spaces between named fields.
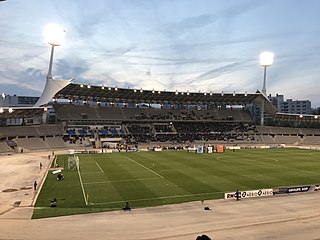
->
xmin=1 ymin=82 xmax=320 ymax=153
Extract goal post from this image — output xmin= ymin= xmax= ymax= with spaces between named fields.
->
xmin=66 ymin=155 xmax=88 ymax=205
xmin=68 ymin=155 xmax=79 ymax=171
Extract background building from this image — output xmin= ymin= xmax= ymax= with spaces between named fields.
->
xmin=268 ymin=94 xmax=311 ymax=114
xmin=0 ymin=95 xmax=39 ymax=107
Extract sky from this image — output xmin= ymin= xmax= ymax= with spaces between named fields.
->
xmin=1 ymin=0 xmax=320 ymax=106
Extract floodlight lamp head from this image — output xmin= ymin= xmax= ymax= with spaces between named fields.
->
xmin=44 ymin=24 xmax=65 ymax=46
xmin=260 ymin=51 xmax=274 ymax=67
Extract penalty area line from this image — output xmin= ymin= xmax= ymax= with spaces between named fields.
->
xmin=83 ymin=177 xmax=162 ymax=185
xmin=95 ymin=161 xmax=104 ymax=173
xmin=81 ymin=171 xmax=103 ymax=175
xmin=124 ymin=156 xmax=164 ymax=179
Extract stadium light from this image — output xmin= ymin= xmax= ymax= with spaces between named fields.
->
xmin=259 ymin=51 xmax=274 ymax=125
xmin=260 ymin=51 xmax=274 ymax=96
xmin=44 ymin=24 xmax=65 ymax=81
xmin=1 ymin=93 xmax=6 ymax=107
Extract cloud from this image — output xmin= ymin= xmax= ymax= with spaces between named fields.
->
xmin=1 ymin=0 xmax=320 ymax=107
xmin=0 ymin=66 xmax=46 ymax=94
xmin=195 ymin=62 xmax=243 ymax=81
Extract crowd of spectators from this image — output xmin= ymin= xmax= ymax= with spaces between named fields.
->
xmin=123 ymin=122 xmax=257 ymax=144
xmin=63 ymin=121 xmax=257 ymax=145
xmin=126 ymin=124 xmax=151 ymax=134
xmin=154 ymin=124 xmax=174 ymax=133
xmin=59 ymin=107 xmax=256 ymax=145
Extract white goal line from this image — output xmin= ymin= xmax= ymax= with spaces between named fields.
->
xmin=75 ymin=155 xmax=88 ymax=206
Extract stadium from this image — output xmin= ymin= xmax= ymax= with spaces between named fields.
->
xmin=1 ymin=75 xmax=320 ymax=239
xmin=1 ymin=4 xmax=320 ymax=240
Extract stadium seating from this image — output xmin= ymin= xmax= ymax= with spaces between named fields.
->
xmin=0 ymin=102 xmax=319 ymax=150
xmin=14 ymin=137 xmax=48 ymax=150
xmin=46 ymin=137 xmax=67 ymax=148
xmin=0 ymin=124 xmax=63 ymax=137
xmin=0 ymin=141 xmax=13 ymax=154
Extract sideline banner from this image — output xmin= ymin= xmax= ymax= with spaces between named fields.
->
xmin=196 ymin=145 xmax=204 ymax=154
xmin=274 ymin=185 xmax=319 ymax=194
xmin=224 ymin=191 xmax=238 ymax=199
xmin=287 ymin=186 xmax=310 ymax=193
xmin=240 ymin=189 xmax=273 ymax=198
xmin=225 ymin=189 xmax=273 ymax=199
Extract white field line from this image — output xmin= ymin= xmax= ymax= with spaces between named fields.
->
xmin=278 ymin=164 xmax=320 ymax=176
xmin=79 ymin=162 xmax=96 ymax=165
xmin=83 ymin=177 xmax=162 ymax=185
xmin=247 ymin=156 xmax=320 ymax=176
xmin=77 ymin=156 xmax=88 ymax=206
xmin=95 ymin=161 xmax=104 ymax=173
xmin=93 ymin=191 xmax=225 ymax=205
xmin=124 ymin=156 xmax=164 ymax=179
xmin=81 ymin=172 xmax=103 ymax=175
xmin=216 ymin=156 xmax=320 ymax=176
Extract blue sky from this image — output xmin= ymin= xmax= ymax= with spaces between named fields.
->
xmin=1 ymin=0 xmax=320 ymax=106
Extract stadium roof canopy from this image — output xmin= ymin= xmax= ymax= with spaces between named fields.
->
xmin=0 ymin=106 xmax=49 ymax=118
xmin=275 ymin=112 xmax=320 ymax=122
xmin=0 ymin=83 xmax=278 ymax=119
xmin=55 ymin=83 xmax=264 ymax=104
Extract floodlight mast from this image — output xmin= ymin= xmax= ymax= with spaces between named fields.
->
xmin=34 ymin=24 xmax=73 ymax=108
xmin=44 ymin=24 xmax=65 ymax=81
xmin=47 ymin=45 xmax=55 ymax=80
xmin=259 ymin=51 xmax=274 ymax=125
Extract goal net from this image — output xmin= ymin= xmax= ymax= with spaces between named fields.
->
xmin=68 ymin=155 xmax=79 ymax=171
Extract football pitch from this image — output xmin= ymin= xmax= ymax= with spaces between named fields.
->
xmin=33 ymin=148 xmax=320 ymax=219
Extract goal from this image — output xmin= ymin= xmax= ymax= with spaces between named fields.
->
xmin=68 ymin=155 xmax=79 ymax=171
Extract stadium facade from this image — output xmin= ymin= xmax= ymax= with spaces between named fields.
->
xmin=0 ymin=78 xmax=320 ymax=154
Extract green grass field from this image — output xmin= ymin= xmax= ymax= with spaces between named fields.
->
xmin=33 ymin=148 xmax=320 ymax=219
